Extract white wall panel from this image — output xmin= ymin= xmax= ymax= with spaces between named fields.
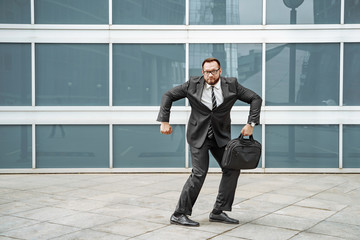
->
xmin=1 ymin=25 xmax=360 ymax=43
xmin=1 ymin=107 xmax=359 ymax=125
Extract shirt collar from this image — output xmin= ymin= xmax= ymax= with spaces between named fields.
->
xmin=205 ymin=79 xmax=221 ymax=90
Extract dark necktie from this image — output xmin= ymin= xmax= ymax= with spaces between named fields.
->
xmin=207 ymin=86 xmax=217 ymax=139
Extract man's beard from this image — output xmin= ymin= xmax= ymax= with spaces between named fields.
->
xmin=205 ymin=76 xmax=220 ymax=85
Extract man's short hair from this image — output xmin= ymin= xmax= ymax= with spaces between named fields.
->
xmin=202 ymin=58 xmax=221 ymax=69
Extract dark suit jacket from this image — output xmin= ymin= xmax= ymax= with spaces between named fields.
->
xmin=157 ymin=76 xmax=262 ymax=148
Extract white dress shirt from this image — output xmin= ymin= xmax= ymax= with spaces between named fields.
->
xmin=201 ymin=80 xmax=224 ymax=110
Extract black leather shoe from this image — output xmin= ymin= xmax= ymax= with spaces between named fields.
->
xmin=170 ymin=214 xmax=200 ymax=227
xmin=209 ymin=212 xmax=239 ymax=224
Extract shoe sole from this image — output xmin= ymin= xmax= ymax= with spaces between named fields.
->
xmin=170 ymin=220 xmax=200 ymax=227
xmin=209 ymin=218 xmax=239 ymax=224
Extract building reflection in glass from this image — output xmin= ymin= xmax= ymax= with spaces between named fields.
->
xmin=267 ymin=0 xmax=340 ymax=24
xmin=266 ymin=43 xmax=339 ymax=106
xmin=190 ymin=0 xmax=262 ymax=25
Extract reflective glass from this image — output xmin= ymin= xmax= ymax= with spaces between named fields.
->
xmin=0 ymin=44 xmax=31 ymax=106
xmin=36 ymin=44 xmax=109 ymax=106
xmin=190 ymin=0 xmax=262 ymax=25
xmin=267 ymin=0 xmax=340 ymax=24
xmin=113 ymin=0 xmax=185 ymax=25
xmin=113 ymin=125 xmax=185 ymax=168
xmin=344 ymin=43 xmax=360 ymax=106
xmin=345 ymin=0 xmax=360 ymax=23
xmin=266 ymin=43 xmax=339 ymax=106
xmin=191 ymin=125 xmax=262 ymax=168
xmin=35 ymin=0 xmax=108 ymax=24
xmin=113 ymin=44 xmax=185 ymax=106
xmin=0 ymin=125 xmax=32 ymax=168
xmin=0 ymin=0 xmax=30 ymax=23
xmin=266 ymin=125 xmax=339 ymax=168
xmin=36 ymin=125 xmax=109 ymax=168
xmin=189 ymin=44 xmax=262 ymax=106
xmin=343 ymin=125 xmax=360 ymax=168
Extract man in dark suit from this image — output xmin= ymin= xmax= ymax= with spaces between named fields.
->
xmin=157 ymin=58 xmax=262 ymax=227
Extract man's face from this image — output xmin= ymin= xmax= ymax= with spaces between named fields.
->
xmin=202 ymin=61 xmax=222 ymax=85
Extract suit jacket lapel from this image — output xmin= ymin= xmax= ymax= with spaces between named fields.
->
xmin=220 ymin=77 xmax=230 ymax=103
xmin=195 ymin=76 xmax=205 ymax=103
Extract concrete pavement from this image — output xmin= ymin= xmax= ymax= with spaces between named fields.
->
xmin=0 ymin=173 xmax=359 ymax=239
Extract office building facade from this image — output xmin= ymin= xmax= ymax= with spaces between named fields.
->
xmin=0 ymin=0 xmax=359 ymax=173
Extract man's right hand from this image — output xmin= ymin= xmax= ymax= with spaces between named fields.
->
xmin=160 ymin=122 xmax=173 ymax=135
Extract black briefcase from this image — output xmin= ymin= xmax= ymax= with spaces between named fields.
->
xmin=222 ymin=134 xmax=261 ymax=170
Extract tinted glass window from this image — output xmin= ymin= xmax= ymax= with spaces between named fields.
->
xmin=0 ymin=44 xmax=31 ymax=106
xmin=113 ymin=125 xmax=185 ymax=167
xmin=36 ymin=44 xmax=109 ymax=106
xmin=344 ymin=0 xmax=360 ymax=23
xmin=113 ymin=44 xmax=185 ymax=106
xmin=36 ymin=125 xmax=109 ymax=168
xmin=343 ymin=43 xmax=360 ymax=106
xmin=190 ymin=0 xmax=262 ymax=25
xmin=113 ymin=0 xmax=185 ymax=24
xmin=0 ymin=125 xmax=32 ymax=168
xmin=267 ymin=0 xmax=340 ymax=24
xmin=0 ymin=0 xmax=30 ymax=24
xmin=35 ymin=0 xmax=108 ymax=24
xmin=266 ymin=125 xmax=339 ymax=168
xmin=266 ymin=43 xmax=339 ymax=106
xmin=343 ymin=125 xmax=360 ymax=168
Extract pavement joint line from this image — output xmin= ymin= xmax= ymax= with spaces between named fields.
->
xmin=126 ymin=224 xmax=170 ymax=239
xmin=206 ymin=222 xmax=247 ymax=240
xmin=286 ymin=182 xmax=352 ymax=240
xmin=1 ymin=174 xmax=359 ymax=239
xmin=217 ymin=179 xmax=351 ymax=239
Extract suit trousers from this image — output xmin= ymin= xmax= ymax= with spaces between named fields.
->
xmin=175 ymin=137 xmax=241 ymax=216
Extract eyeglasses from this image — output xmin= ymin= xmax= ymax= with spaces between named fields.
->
xmin=203 ymin=68 xmax=220 ymax=76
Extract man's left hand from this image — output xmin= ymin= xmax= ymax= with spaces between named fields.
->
xmin=241 ymin=124 xmax=254 ymax=136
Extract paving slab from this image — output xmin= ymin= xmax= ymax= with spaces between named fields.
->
xmin=1 ymin=222 xmax=80 ymax=240
xmin=0 ymin=173 xmax=359 ymax=240
xmin=224 ymin=223 xmax=299 ymax=240
xmin=307 ymin=221 xmax=360 ymax=240
xmin=51 ymin=229 xmax=128 ymax=240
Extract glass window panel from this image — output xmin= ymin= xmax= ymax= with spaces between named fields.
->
xmin=36 ymin=125 xmax=109 ymax=168
xmin=345 ymin=0 xmax=360 ymax=23
xmin=113 ymin=125 xmax=185 ymax=168
xmin=189 ymin=43 xmax=262 ymax=106
xmin=113 ymin=44 xmax=185 ymax=106
xmin=0 ymin=125 xmax=32 ymax=168
xmin=36 ymin=44 xmax=109 ymax=106
xmin=266 ymin=125 xmax=339 ymax=168
xmin=0 ymin=0 xmax=30 ymax=24
xmin=344 ymin=43 xmax=360 ymax=106
xmin=0 ymin=44 xmax=31 ymax=106
xmin=343 ymin=125 xmax=360 ymax=168
xmin=190 ymin=125 xmax=262 ymax=168
xmin=266 ymin=43 xmax=339 ymax=106
xmin=113 ymin=0 xmax=185 ymax=25
xmin=267 ymin=0 xmax=340 ymax=24
xmin=190 ymin=0 xmax=262 ymax=25
xmin=35 ymin=0 xmax=108 ymax=24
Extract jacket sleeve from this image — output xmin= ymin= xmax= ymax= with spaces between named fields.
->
xmin=235 ymin=80 xmax=262 ymax=125
xmin=156 ymin=81 xmax=189 ymax=122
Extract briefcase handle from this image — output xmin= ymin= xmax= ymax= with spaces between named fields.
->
xmin=238 ymin=134 xmax=255 ymax=142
